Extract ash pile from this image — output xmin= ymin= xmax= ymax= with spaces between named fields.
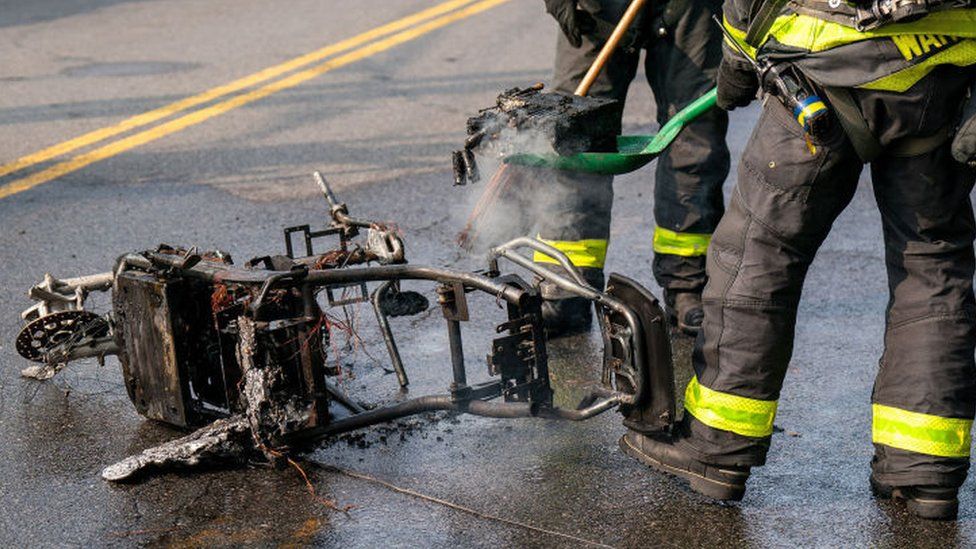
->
xmin=452 ymin=83 xmax=619 ymax=185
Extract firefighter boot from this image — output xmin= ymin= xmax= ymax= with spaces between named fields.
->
xmin=538 ymin=265 xmax=605 ymax=338
xmin=619 ymin=430 xmax=749 ymax=501
xmin=870 ymin=474 xmax=959 ymax=520
xmin=665 ymin=291 xmax=704 ymax=336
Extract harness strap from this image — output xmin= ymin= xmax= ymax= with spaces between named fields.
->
xmin=745 ymin=0 xmax=790 ymax=47
xmin=822 ymin=86 xmax=954 ymax=161
xmin=821 ymin=86 xmax=883 ymax=161
xmin=790 ymin=0 xmax=974 ymax=31
xmin=888 ymin=123 xmax=955 ymax=157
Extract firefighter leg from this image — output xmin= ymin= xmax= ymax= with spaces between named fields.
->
xmin=868 ymin=144 xmax=976 ymax=516
xmin=625 ymin=98 xmax=863 ymax=491
xmin=535 ymin=7 xmax=638 ymax=337
xmin=643 ymin=0 xmax=729 ymax=334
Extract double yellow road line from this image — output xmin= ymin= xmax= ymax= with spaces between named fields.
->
xmin=0 ymin=0 xmax=511 ymax=200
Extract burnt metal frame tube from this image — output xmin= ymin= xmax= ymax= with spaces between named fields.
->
xmin=446 ymin=319 xmax=466 ymax=388
xmin=314 ymin=171 xmax=375 ymax=230
xmin=488 ymin=237 xmax=592 ymax=288
xmin=303 ymin=392 xmax=623 ymax=439
xmin=371 ymin=281 xmax=409 ymax=388
xmin=126 ymin=253 xmax=527 ymax=306
xmin=486 ymin=239 xmax=646 ymax=406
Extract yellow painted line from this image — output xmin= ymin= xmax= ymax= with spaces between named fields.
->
xmin=0 ymin=0 xmax=479 ymax=180
xmin=0 ymin=0 xmax=511 ymax=200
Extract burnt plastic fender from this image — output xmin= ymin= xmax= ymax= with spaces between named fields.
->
xmin=603 ymin=273 xmax=675 ymax=433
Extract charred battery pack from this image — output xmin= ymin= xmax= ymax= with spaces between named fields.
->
xmin=113 ymin=270 xmax=238 ymax=428
xmin=112 ymin=254 xmax=331 ymax=435
xmin=469 ymin=85 xmax=620 ymax=156
xmin=452 ymin=84 xmax=619 ymax=185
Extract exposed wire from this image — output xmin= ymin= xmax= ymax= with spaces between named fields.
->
xmin=319 ymin=464 xmax=615 ymax=548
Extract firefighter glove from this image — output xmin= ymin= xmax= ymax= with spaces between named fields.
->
xmin=544 ymin=0 xmax=595 ymax=48
xmin=716 ymin=56 xmax=759 ymax=111
xmin=952 ymin=87 xmax=976 ymax=168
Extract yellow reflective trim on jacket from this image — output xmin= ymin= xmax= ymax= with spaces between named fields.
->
xmin=761 ymin=11 xmax=976 ymax=53
xmin=723 ymin=16 xmax=757 ymax=59
xmin=861 ymin=39 xmax=976 ymax=91
xmin=533 ymin=237 xmax=608 ymax=269
xmin=684 ymin=376 xmax=777 ymax=438
xmin=653 ymin=227 xmax=711 ymax=257
xmin=873 ymin=404 xmax=972 ymax=458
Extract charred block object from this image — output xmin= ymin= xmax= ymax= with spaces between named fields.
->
xmin=113 ymin=253 xmax=330 ymax=434
xmin=451 ymin=84 xmax=619 ymax=185
xmin=113 ymin=269 xmax=240 ymax=428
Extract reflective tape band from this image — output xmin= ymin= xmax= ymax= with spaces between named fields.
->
xmin=684 ymin=376 xmax=778 ymax=438
xmin=872 ymin=404 xmax=973 ymax=458
xmin=758 ymin=11 xmax=976 ymax=53
xmin=723 ymin=16 xmax=758 ymax=59
xmin=737 ymin=10 xmax=976 ymax=91
xmin=652 ymin=227 xmax=711 ymax=257
xmin=861 ymin=40 xmax=976 ymax=92
xmin=533 ymin=237 xmax=608 ymax=269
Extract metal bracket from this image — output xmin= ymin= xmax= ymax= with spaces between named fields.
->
xmin=325 ymin=282 xmax=370 ymax=307
xmin=283 ymin=224 xmax=346 ymax=259
xmin=438 ymin=282 xmax=469 ymax=322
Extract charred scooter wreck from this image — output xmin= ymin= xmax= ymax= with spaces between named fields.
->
xmin=14 ymin=172 xmax=676 ymax=481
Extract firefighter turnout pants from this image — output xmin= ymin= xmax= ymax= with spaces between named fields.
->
xmin=534 ymin=0 xmax=730 ymax=292
xmin=682 ymin=66 xmax=976 ymax=488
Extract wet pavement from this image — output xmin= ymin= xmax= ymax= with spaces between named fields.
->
xmin=2 ymin=1 xmax=976 ymax=547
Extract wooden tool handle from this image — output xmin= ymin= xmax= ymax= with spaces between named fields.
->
xmin=573 ymin=0 xmax=650 ymax=97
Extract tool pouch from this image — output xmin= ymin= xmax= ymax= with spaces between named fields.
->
xmin=952 ymin=81 xmax=976 ymax=167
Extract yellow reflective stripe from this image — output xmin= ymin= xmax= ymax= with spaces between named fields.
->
xmin=873 ymin=404 xmax=972 ymax=458
xmin=684 ymin=376 xmax=777 ymax=438
xmin=757 ymin=10 xmax=976 ymax=53
xmin=723 ymin=15 xmax=757 ymax=59
xmin=652 ymin=227 xmax=711 ymax=257
xmin=861 ymin=39 xmax=976 ymax=91
xmin=533 ymin=237 xmax=608 ymax=269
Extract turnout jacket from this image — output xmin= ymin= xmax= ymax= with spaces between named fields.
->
xmin=722 ymin=4 xmax=976 ymax=91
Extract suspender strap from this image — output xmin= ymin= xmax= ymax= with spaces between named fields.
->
xmin=821 ymin=86 xmax=883 ymax=162
xmin=822 ymin=86 xmax=953 ymax=162
xmin=745 ymin=0 xmax=789 ymax=47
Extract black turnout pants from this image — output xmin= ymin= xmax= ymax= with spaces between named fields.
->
xmin=537 ymin=0 xmax=729 ymax=292
xmin=684 ymin=66 xmax=976 ymax=488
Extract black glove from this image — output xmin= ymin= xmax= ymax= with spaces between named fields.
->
xmin=716 ymin=56 xmax=759 ymax=111
xmin=952 ymin=87 xmax=976 ymax=168
xmin=544 ymin=0 xmax=595 ymax=48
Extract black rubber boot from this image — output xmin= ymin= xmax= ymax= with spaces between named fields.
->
xmin=664 ymin=291 xmax=704 ymax=336
xmin=870 ymin=474 xmax=959 ymax=520
xmin=537 ymin=265 xmax=605 ymax=338
xmin=619 ymin=431 xmax=749 ymax=501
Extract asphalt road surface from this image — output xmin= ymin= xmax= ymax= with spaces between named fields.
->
xmin=1 ymin=1 xmax=973 ymax=547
